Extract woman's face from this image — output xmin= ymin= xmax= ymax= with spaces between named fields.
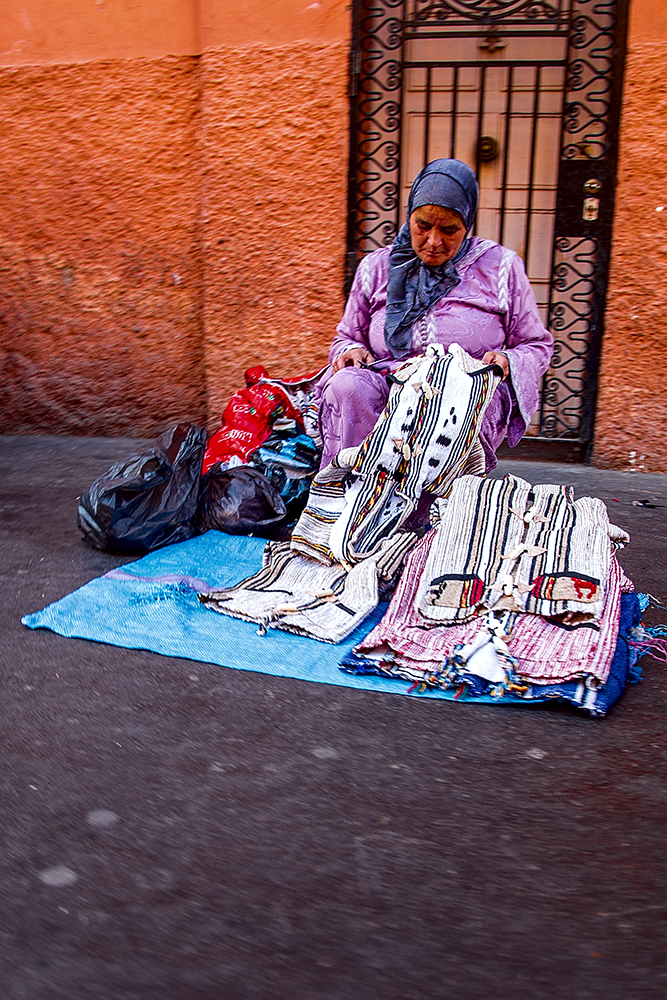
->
xmin=409 ymin=204 xmax=467 ymax=267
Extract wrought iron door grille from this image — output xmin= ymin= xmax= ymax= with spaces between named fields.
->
xmin=407 ymin=0 xmax=571 ymax=32
xmin=347 ymin=0 xmax=629 ymax=450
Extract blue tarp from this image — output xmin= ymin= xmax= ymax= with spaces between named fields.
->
xmin=22 ymin=531 xmax=638 ymax=713
xmin=22 ymin=532 xmax=464 ymax=700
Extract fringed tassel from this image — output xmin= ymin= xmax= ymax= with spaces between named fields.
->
xmin=626 ymin=594 xmax=667 ymax=680
xmin=627 ymin=630 xmax=667 ymax=665
xmin=640 ymin=593 xmax=667 ymax=613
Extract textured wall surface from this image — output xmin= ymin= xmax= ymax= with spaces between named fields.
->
xmin=0 ymin=57 xmax=207 ymax=435
xmin=198 ymin=0 xmax=349 ymax=48
xmin=0 ymin=1 xmax=351 ymax=437
xmin=0 ymin=0 xmax=199 ymax=65
xmin=594 ymin=36 xmax=667 ymax=469
xmin=0 ymin=0 xmax=347 ymax=66
xmin=201 ymin=41 xmax=349 ymax=423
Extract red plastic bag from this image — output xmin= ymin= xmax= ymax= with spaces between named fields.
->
xmin=202 ymin=366 xmax=304 ymax=474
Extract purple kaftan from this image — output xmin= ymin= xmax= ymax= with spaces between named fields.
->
xmin=317 ymin=238 xmax=553 ymax=468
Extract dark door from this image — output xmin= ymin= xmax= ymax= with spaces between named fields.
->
xmin=347 ymin=0 xmax=629 ymax=459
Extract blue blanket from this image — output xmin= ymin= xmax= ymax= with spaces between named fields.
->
xmin=22 ymin=531 xmax=637 ymax=712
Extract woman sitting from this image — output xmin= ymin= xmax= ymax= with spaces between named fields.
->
xmin=316 ymin=158 xmax=554 ymax=470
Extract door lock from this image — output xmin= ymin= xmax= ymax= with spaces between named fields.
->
xmin=582 ymin=178 xmax=601 ymax=220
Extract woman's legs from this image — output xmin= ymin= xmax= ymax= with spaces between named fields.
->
xmin=317 ymin=367 xmax=390 ymax=467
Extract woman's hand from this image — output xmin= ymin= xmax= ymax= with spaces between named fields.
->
xmin=482 ymin=351 xmax=510 ymax=380
xmin=331 ymin=347 xmax=375 ymax=374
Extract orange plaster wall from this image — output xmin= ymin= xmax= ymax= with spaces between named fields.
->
xmin=625 ymin=0 xmax=667 ymax=41
xmin=200 ymin=40 xmax=350 ymax=423
xmin=198 ymin=0 xmax=349 ymax=48
xmin=593 ymin=0 xmax=667 ymax=470
xmin=0 ymin=0 xmax=349 ymax=65
xmin=0 ymin=0 xmax=199 ymax=65
xmin=0 ymin=2 xmax=352 ymax=437
xmin=0 ymin=57 xmax=207 ymax=435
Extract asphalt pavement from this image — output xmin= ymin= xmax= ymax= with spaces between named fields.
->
xmin=1 ymin=434 xmax=667 ymax=1000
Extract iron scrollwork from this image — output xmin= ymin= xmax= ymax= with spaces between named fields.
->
xmin=561 ymin=0 xmax=617 ymax=159
xmin=408 ymin=0 xmax=564 ymax=25
xmin=353 ymin=0 xmax=406 ymax=255
xmin=541 ymin=237 xmax=597 ymax=437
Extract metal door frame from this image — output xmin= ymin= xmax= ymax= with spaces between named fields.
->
xmin=346 ymin=0 xmax=630 ymax=461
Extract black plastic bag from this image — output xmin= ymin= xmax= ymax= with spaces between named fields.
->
xmin=195 ymin=465 xmax=288 ymax=538
xmin=250 ymin=430 xmax=320 ymax=523
xmin=77 ymin=423 xmax=207 ymax=553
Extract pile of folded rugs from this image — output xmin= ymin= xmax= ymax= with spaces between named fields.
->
xmin=199 ymin=344 xmax=645 ymax=716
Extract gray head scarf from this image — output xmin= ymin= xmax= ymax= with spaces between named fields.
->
xmin=384 ymin=159 xmax=479 ymax=357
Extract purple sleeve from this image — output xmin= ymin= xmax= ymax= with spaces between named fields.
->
xmin=328 ymin=255 xmax=375 ymax=364
xmin=502 ymin=254 xmax=554 ymax=445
